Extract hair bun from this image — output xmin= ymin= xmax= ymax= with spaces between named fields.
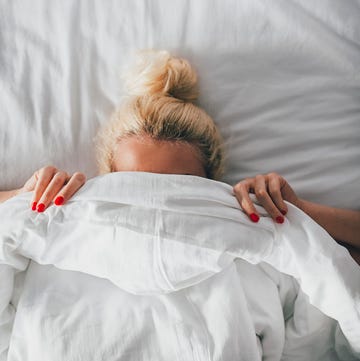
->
xmin=123 ymin=49 xmax=199 ymax=102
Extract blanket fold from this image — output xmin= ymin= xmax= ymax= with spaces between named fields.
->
xmin=0 ymin=172 xmax=359 ymax=360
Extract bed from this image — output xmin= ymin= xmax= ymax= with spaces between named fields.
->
xmin=0 ymin=0 xmax=359 ymax=360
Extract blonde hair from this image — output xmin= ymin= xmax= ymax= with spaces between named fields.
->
xmin=95 ymin=49 xmax=224 ymax=180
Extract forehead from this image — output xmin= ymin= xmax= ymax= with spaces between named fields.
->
xmin=112 ymin=136 xmax=206 ymax=176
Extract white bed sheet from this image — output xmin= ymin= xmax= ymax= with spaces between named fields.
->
xmin=0 ymin=0 xmax=359 ymax=209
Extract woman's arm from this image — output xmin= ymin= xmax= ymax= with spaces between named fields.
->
xmin=297 ymin=199 xmax=360 ymax=248
xmin=0 ymin=189 xmax=21 ymax=203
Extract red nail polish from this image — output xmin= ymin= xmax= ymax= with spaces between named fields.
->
xmin=54 ymin=196 xmax=64 ymax=206
xmin=250 ymin=213 xmax=259 ymax=223
xmin=280 ymin=210 xmax=287 ymax=215
xmin=37 ymin=203 xmax=45 ymax=212
xmin=276 ymin=216 xmax=284 ymax=224
xmin=31 ymin=202 xmax=37 ymax=211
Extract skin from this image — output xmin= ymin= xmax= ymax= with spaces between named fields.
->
xmin=111 ymin=136 xmax=207 ymax=177
xmin=0 ymin=137 xmax=359 ymax=264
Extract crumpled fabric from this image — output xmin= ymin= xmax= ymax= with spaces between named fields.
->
xmin=0 ymin=172 xmax=359 ymax=360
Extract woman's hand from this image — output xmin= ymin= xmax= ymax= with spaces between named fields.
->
xmin=18 ymin=166 xmax=86 ymax=212
xmin=233 ymin=172 xmax=301 ymax=224
xmin=233 ymin=172 xmax=360 ymax=266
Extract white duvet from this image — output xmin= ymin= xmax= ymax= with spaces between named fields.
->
xmin=0 ymin=172 xmax=359 ymax=361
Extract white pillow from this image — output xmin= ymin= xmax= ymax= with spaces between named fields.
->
xmin=0 ymin=0 xmax=359 ymax=209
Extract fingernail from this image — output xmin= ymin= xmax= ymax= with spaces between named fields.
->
xmin=31 ymin=202 xmax=37 ymax=211
xmin=54 ymin=196 xmax=64 ymax=206
xmin=280 ymin=210 xmax=287 ymax=215
xmin=250 ymin=213 xmax=260 ymax=223
xmin=276 ymin=216 xmax=284 ymax=224
xmin=37 ymin=203 xmax=46 ymax=213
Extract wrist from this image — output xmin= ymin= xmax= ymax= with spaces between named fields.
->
xmin=294 ymin=198 xmax=307 ymax=212
xmin=0 ymin=188 xmax=23 ymax=204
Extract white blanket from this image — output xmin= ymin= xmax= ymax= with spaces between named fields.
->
xmin=0 ymin=172 xmax=359 ymax=360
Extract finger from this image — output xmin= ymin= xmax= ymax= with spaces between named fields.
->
xmin=53 ymin=172 xmax=87 ymax=206
xmin=25 ymin=173 xmax=38 ymax=208
xmin=233 ymin=179 xmax=260 ymax=223
xmin=36 ymin=171 xmax=70 ymax=212
xmin=254 ymin=175 xmax=284 ymax=224
xmin=31 ymin=166 xmax=58 ymax=210
xmin=24 ymin=173 xmax=38 ymax=194
xmin=268 ymin=174 xmax=288 ymax=215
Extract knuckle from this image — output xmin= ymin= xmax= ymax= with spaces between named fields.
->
xmin=42 ymin=165 xmax=57 ymax=173
xmin=36 ymin=178 xmax=49 ymax=189
xmin=269 ymin=187 xmax=281 ymax=197
xmin=268 ymin=172 xmax=279 ymax=179
xmin=255 ymin=174 xmax=265 ymax=182
xmin=233 ymin=182 xmax=245 ymax=192
xmin=73 ymin=172 xmax=86 ymax=183
xmin=255 ymin=189 xmax=268 ymax=199
xmin=52 ymin=174 xmax=67 ymax=186
xmin=54 ymin=171 xmax=68 ymax=181
xmin=51 ymin=179 xmax=63 ymax=189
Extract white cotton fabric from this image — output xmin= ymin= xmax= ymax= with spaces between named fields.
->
xmin=0 ymin=0 xmax=360 ymax=209
xmin=0 ymin=172 xmax=359 ymax=361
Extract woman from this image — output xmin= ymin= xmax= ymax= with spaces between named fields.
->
xmin=1 ymin=49 xmax=359 ymax=262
